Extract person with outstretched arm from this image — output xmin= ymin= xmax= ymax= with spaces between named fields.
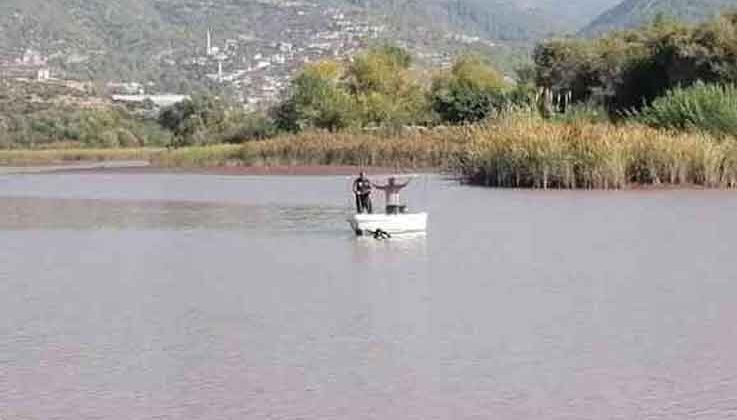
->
xmin=372 ymin=176 xmax=411 ymax=214
xmin=352 ymin=171 xmax=373 ymax=214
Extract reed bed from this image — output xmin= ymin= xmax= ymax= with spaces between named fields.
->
xmin=153 ymin=131 xmax=465 ymax=169
xmin=7 ymin=118 xmax=737 ymax=189
xmin=636 ymin=83 xmax=737 ymax=137
xmin=240 ymin=130 xmax=464 ymax=168
xmin=454 ymin=117 xmax=737 ymax=189
xmin=0 ymin=147 xmax=164 ymax=165
xmin=152 ymin=144 xmax=243 ymax=167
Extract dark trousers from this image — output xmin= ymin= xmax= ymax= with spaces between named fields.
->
xmin=356 ymin=194 xmax=372 ymax=214
xmin=385 ymin=205 xmax=406 ymax=214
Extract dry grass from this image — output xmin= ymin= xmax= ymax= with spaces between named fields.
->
xmin=6 ymin=119 xmax=737 ymax=189
xmin=151 ymin=144 xmax=243 ymax=167
xmin=0 ymin=147 xmax=164 ymax=165
xmin=454 ymin=116 xmax=737 ymax=189
xmin=152 ymin=130 xmax=464 ymax=169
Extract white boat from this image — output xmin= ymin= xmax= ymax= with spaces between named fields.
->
xmin=348 ymin=212 xmax=428 ymax=236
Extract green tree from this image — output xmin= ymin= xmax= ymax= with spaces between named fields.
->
xmin=430 ymin=56 xmax=509 ymax=124
xmin=533 ymin=39 xmax=603 ymax=106
xmin=272 ymin=60 xmax=358 ymax=132
xmin=78 ymin=109 xmax=124 ymax=147
xmin=346 ymin=45 xmax=429 ymax=127
xmin=158 ymin=95 xmax=228 ymax=146
xmin=221 ymin=112 xmax=277 ymax=143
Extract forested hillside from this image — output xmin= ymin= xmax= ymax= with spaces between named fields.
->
xmin=0 ymin=0 xmax=620 ymax=87
xmin=582 ymin=0 xmax=737 ymax=35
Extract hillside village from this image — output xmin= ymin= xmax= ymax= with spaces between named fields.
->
xmin=4 ymin=0 xmax=718 ymax=112
xmin=0 ymin=0 xmax=469 ymax=111
xmin=192 ymin=5 xmax=391 ymax=108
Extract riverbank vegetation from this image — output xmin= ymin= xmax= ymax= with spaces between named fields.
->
xmin=13 ymin=118 xmax=737 ymax=190
xmin=153 ymin=119 xmax=737 ymax=189
xmin=456 ymin=116 xmax=737 ymax=189
xmin=0 ymin=81 xmax=174 ymax=149
xmin=152 ymin=130 xmax=464 ymax=168
xmin=4 ymin=12 xmax=737 ymax=188
xmin=0 ymin=147 xmax=163 ymax=165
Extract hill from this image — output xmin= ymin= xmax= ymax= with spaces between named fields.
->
xmin=582 ymin=0 xmax=737 ymax=35
xmin=0 ymin=0 xmax=619 ymax=108
xmin=0 ymin=0 xmax=622 ymax=66
xmin=518 ymin=0 xmax=622 ymax=30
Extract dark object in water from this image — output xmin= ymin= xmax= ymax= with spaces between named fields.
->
xmin=372 ymin=229 xmax=392 ymax=240
xmin=355 ymin=228 xmax=392 ymax=240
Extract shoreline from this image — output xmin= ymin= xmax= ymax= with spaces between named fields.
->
xmin=1 ymin=161 xmax=724 ymax=190
xmin=1 ymin=161 xmax=438 ymax=177
xmin=5 ymin=122 xmax=735 ymax=188
xmin=1 ymin=161 xmax=732 ymax=191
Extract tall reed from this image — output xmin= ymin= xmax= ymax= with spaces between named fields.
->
xmin=636 ymin=83 xmax=737 ymax=137
xmin=153 ymin=130 xmax=465 ymax=169
xmin=152 ymin=145 xmax=242 ymax=167
xmin=0 ymin=147 xmax=163 ymax=165
xmin=454 ymin=117 xmax=737 ymax=189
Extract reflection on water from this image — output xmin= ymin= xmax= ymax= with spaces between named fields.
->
xmin=351 ymin=233 xmax=428 ymax=264
xmin=2 ymin=173 xmax=737 ymax=419
xmin=0 ymin=197 xmax=347 ymax=233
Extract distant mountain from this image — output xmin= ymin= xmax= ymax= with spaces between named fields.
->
xmin=582 ymin=0 xmax=737 ymax=35
xmin=0 ymin=0 xmax=619 ymax=100
xmin=517 ymin=0 xmax=622 ymax=30
xmin=371 ymin=0 xmax=621 ymax=40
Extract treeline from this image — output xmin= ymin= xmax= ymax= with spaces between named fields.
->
xmin=0 ymin=107 xmax=172 ymax=149
xmin=0 ymin=82 xmax=270 ymax=149
xmin=534 ymin=12 xmax=737 ymax=119
xmin=249 ymin=11 xmax=737 ymax=140
xmin=0 ymin=81 xmax=171 ymax=149
xmin=269 ymin=44 xmax=533 ymax=131
xmin=154 ymin=44 xmax=527 ymax=147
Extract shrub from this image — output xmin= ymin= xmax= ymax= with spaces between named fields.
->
xmin=636 ymin=82 xmax=737 ymax=137
xmin=221 ymin=113 xmax=278 ymax=143
xmin=158 ymin=95 xmax=229 ymax=146
xmin=533 ymin=12 xmax=737 ymax=116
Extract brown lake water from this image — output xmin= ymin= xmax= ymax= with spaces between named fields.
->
xmin=2 ymin=172 xmax=737 ymax=419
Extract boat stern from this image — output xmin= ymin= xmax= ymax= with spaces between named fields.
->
xmin=348 ymin=212 xmax=428 ymax=236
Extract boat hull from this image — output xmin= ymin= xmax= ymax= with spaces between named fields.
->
xmin=348 ymin=212 xmax=428 ymax=235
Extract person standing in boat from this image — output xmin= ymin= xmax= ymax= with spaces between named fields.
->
xmin=372 ymin=176 xmax=411 ymax=214
xmin=352 ymin=171 xmax=373 ymax=214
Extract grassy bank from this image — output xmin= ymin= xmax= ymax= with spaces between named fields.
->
xmin=0 ymin=147 xmax=165 ymax=165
